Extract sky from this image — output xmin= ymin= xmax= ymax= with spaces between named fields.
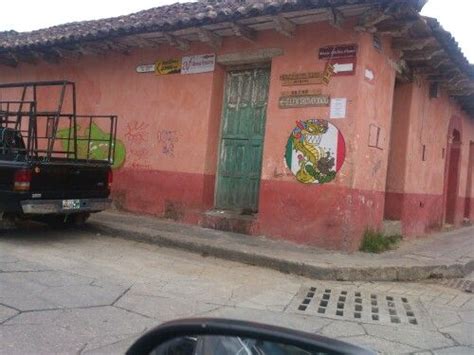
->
xmin=0 ymin=0 xmax=472 ymax=63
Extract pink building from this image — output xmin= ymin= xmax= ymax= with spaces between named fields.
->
xmin=1 ymin=0 xmax=472 ymax=251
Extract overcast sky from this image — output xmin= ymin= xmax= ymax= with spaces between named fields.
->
xmin=1 ymin=0 xmax=472 ymax=63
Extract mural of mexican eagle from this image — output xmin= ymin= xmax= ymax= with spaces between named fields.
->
xmin=285 ymin=119 xmax=345 ymax=184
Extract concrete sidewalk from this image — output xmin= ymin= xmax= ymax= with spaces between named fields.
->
xmin=89 ymin=211 xmax=474 ymax=282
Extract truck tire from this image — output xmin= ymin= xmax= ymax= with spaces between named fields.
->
xmin=0 ymin=212 xmax=17 ymax=230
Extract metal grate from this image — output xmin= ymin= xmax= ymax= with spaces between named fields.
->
xmin=293 ymin=285 xmax=423 ymax=326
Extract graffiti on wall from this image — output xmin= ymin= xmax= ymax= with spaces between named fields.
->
xmin=157 ymin=129 xmax=179 ymax=157
xmin=57 ymin=120 xmax=180 ymax=169
xmin=124 ymin=120 xmax=152 ymax=169
xmin=285 ymin=119 xmax=345 ymax=184
xmin=57 ymin=123 xmax=126 ymax=169
xmin=125 ymin=121 xmax=149 ymax=143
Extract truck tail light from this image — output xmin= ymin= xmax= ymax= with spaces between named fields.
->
xmin=14 ymin=169 xmax=32 ymax=191
xmin=107 ymin=170 xmax=113 ymax=190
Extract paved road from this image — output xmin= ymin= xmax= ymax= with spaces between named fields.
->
xmin=0 ymin=225 xmax=473 ymax=354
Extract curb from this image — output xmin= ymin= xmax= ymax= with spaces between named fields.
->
xmin=88 ymin=221 xmax=474 ymax=282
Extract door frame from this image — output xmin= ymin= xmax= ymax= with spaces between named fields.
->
xmin=464 ymin=141 xmax=474 ymax=219
xmin=213 ymin=63 xmax=271 ymax=212
xmin=442 ymin=115 xmax=463 ymax=224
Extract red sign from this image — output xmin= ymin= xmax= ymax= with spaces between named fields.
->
xmin=319 ymin=44 xmax=358 ymax=60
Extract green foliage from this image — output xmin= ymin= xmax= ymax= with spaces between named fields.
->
xmin=359 ymin=229 xmax=402 ymax=253
xmin=305 ymin=164 xmax=318 ymax=177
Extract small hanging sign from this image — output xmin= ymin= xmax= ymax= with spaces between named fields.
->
xmin=319 ymin=44 xmax=358 ymax=59
xmin=136 ymin=64 xmax=156 ymax=73
xmin=155 ymin=58 xmax=182 ymax=75
xmin=181 ymin=53 xmax=216 ymax=74
xmin=280 ymin=89 xmax=322 ymax=97
xmin=330 ymin=57 xmax=357 ymax=76
xmin=280 ymin=64 xmax=334 ymax=86
xmin=279 ymin=94 xmax=330 ymax=109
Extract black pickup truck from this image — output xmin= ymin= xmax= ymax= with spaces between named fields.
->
xmin=0 ymin=81 xmax=117 ymax=226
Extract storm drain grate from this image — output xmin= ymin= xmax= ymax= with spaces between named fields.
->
xmin=293 ymin=286 xmax=422 ymax=326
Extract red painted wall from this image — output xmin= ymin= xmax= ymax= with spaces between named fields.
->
xmin=385 ymin=78 xmax=474 ymax=237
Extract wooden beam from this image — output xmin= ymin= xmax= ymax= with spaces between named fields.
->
xmin=120 ymin=35 xmax=159 ymax=49
xmin=403 ymin=48 xmax=444 ymax=61
xmin=0 ymin=52 xmax=18 ymax=67
xmin=431 ymin=58 xmax=451 ymax=69
xmin=392 ymin=37 xmax=437 ymax=51
xmin=412 ymin=66 xmax=438 ymax=75
xmin=40 ymin=49 xmax=61 ymax=64
xmin=104 ymin=40 xmax=131 ymax=55
xmin=446 ymin=76 xmax=469 ymax=88
xmin=449 ymin=88 xmax=474 ymax=96
xmin=197 ymin=28 xmax=222 ymax=49
xmin=377 ymin=21 xmax=417 ymax=37
xmin=327 ymin=7 xmax=345 ymax=29
xmin=230 ymin=23 xmax=257 ymax=43
xmin=77 ymin=43 xmax=109 ymax=56
xmin=16 ymin=51 xmax=41 ymax=65
xmin=163 ymin=33 xmax=190 ymax=51
xmin=273 ymin=16 xmax=295 ymax=38
xmin=52 ymin=47 xmax=82 ymax=60
xmin=358 ymin=6 xmax=391 ymax=28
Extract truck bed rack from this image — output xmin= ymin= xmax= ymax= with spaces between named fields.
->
xmin=0 ymin=80 xmax=117 ymax=164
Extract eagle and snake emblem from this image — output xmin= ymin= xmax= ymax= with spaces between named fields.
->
xmin=285 ymin=119 xmax=345 ymax=184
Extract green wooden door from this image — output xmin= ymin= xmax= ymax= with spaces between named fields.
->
xmin=216 ymin=67 xmax=270 ymax=211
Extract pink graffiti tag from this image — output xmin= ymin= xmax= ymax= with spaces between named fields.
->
xmin=157 ymin=130 xmax=178 ymax=157
xmin=125 ymin=121 xmax=149 ymax=142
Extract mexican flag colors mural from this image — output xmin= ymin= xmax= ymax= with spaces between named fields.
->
xmin=285 ymin=119 xmax=345 ymax=184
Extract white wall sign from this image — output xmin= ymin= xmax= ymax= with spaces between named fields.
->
xmin=181 ymin=53 xmax=216 ymax=74
xmin=333 ymin=63 xmax=354 ymax=74
xmin=136 ymin=64 xmax=156 ymax=73
xmin=330 ymin=98 xmax=347 ymax=119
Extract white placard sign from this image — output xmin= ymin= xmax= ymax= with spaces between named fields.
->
xmin=333 ymin=63 xmax=354 ymax=74
xmin=181 ymin=53 xmax=216 ymax=75
xmin=136 ymin=64 xmax=156 ymax=73
xmin=330 ymin=98 xmax=347 ymax=119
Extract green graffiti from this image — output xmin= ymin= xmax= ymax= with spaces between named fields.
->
xmin=56 ymin=123 xmax=126 ymax=169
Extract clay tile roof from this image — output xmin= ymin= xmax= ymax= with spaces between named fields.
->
xmin=424 ymin=17 xmax=474 ymax=79
xmin=0 ymin=0 xmax=392 ymax=49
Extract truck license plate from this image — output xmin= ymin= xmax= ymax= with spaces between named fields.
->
xmin=62 ymin=199 xmax=81 ymax=210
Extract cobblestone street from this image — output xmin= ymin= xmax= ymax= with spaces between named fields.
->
xmin=0 ymin=226 xmax=473 ymax=354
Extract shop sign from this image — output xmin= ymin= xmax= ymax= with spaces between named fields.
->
xmin=280 ymin=65 xmax=334 ymax=86
xmin=280 ymin=89 xmax=322 ymax=97
xmin=136 ymin=64 xmax=156 ymax=73
xmin=155 ymin=58 xmax=181 ymax=75
xmin=279 ymin=94 xmax=330 ymax=108
xmin=319 ymin=44 xmax=358 ymax=59
xmin=181 ymin=53 xmax=215 ymax=74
